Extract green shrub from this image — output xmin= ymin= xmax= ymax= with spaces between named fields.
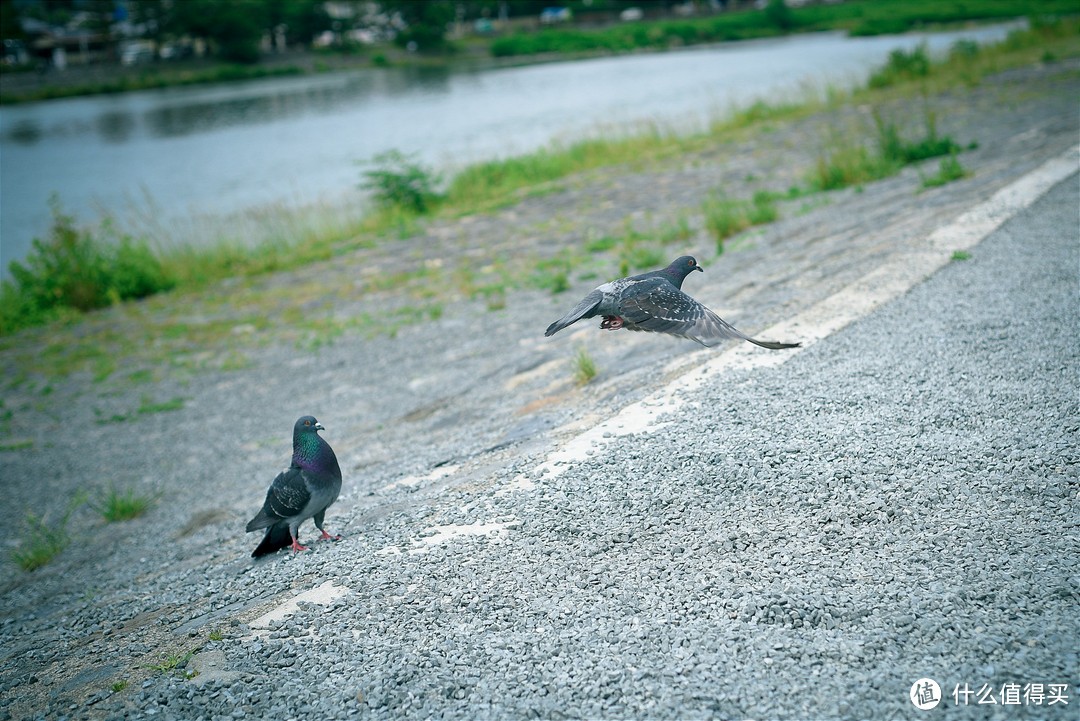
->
xmin=360 ymin=151 xmax=442 ymax=214
xmin=1 ymin=198 xmax=174 ymax=335
xmin=868 ymin=45 xmax=931 ymax=88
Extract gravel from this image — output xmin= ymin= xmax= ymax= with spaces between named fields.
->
xmin=38 ymin=164 xmax=1080 ymax=721
xmin=0 ymin=63 xmax=1077 ymax=721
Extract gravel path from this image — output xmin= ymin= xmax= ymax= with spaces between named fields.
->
xmin=0 ymin=61 xmax=1077 ymax=721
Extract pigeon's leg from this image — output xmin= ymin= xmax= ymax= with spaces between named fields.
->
xmin=600 ymin=316 xmax=624 ymax=330
xmin=289 ymin=532 xmax=309 ymax=553
xmin=313 ymin=511 xmax=342 ymax=541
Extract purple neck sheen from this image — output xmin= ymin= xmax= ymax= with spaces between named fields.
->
xmin=294 ymin=431 xmax=330 ymax=470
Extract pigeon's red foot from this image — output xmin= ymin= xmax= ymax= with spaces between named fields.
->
xmin=600 ymin=316 xmax=624 ymax=330
xmin=290 ymin=539 xmax=309 ymax=553
xmin=319 ymin=530 xmax=343 ymax=542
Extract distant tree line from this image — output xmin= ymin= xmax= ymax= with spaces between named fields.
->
xmin=1 ymin=0 xmax=763 ymax=64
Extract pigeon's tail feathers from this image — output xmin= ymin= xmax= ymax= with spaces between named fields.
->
xmin=252 ymin=522 xmax=292 ymax=558
xmin=743 ymin=337 xmax=801 ymax=350
xmin=245 ymin=507 xmax=276 ymax=532
xmin=545 ymin=290 xmax=603 ymax=337
xmin=692 ymin=308 xmax=800 ymax=349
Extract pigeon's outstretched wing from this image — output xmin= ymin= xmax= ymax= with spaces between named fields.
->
xmin=247 ymin=467 xmax=311 ymax=557
xmin=619 ymin=279 xmax=800 ymax=350
xmin=545 ymin=289 xmax=604 ymax=337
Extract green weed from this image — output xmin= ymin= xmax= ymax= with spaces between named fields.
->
xmin=110 ymin=681 xmax=128 ymax=693
xmin=875 ymin=109 xmax=961 ymax=163
xmin=138 ymin=396 xmax=185 ymax=415
xmin=703 ymin=196 xmax=750 ymax=246
xmin=148 ymin=650 xmax=195 ymax=675
xmin=586 ymin=234 xmax=619 ymax=253
xmin=922 ymin=154 xmax=969 ymax=188
xmin=531 ymin=255 xmax=573 ymax=294
xmin=10 ymin=493 xmax=85 ymax=571
xmin=951 ymin=250 xmax=972 ymax=261
xmin=95 ymin=485 xmax=157 ymax=523
xmin=810 ymin=142 xmax=898 ymax=192
xmin=702 ymin=192 xmax=779 ymax=250
xmin=868 ymin=45 xmax=931 ymax=88
xmin=573 ymin=347 xmax=598 ymax=385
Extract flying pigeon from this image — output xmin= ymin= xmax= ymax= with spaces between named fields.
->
xmin=545 ymin=255 xmax=800 ymax=349
xmin=246 ymin=416 xmax=343 ymax=558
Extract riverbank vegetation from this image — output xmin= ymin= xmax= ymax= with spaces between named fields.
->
xmin=491 ymin=0 xmax=1078 ymax=57
xmin=1 ymin=17 xmax=1077 ymax=343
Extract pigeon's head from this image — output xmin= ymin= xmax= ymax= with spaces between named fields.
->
xmin=294 ymin=415 xmax=325 ymax=436
xmin=292 ymin=415 xmax=331 ymax=467
xmin=664 ymin=256 xmax=703 ymax=284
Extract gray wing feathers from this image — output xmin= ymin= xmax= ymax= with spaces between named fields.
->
xmin=545 ymin=289 xmax=603 ymax=336
xmin=620 ymin=282 xmax=799 ymax=349
xmin=245 ymin=468 xmax=311 ymax=531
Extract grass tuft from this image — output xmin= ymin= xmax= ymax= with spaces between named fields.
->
xmin=702 ymin=191 xmax=780 ymax=251
xmin=148 ymin=650 xmax=196 ymax=675
xmin=868 ymin=45 xmax=930 ymax=89
xmin=573 ymin=347 xmax=598 ymax=385
xmin=921 ymin=154 xmax=969 ymax=188
xmin=10 ymin=493 xmax=84 ymax=571
xmin=95 ymin=485 xmax=157 ymax=523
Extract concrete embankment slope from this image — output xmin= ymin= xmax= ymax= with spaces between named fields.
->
xmin=0 ymin=63 xmax=1077 ymax=719
xmin=120 ymin=164 xmax=1080 ymax=719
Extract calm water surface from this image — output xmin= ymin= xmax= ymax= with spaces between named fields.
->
xmin=0 ymin=23 xmax=1019 ymax=273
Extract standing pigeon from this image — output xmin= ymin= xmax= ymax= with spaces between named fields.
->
xmin=246 ymin=416 xmax=343 ymax=558
xmin=545 ymin=255 xmax=800 ymax=349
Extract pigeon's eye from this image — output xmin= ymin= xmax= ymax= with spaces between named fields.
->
xmin=688 ymin=259 xmax=695 ymax=266
xmin=304 ymin=420 xmax=311 ymax=426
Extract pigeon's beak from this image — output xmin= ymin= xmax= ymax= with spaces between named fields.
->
xmin=315 ymin=422 xmax=325 ymax=431
xmin=694 ymin=265 xmax=704 ymax=272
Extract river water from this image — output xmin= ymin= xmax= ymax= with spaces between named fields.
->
xmin=0 ymin=22 xmax=1019 ymax=274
